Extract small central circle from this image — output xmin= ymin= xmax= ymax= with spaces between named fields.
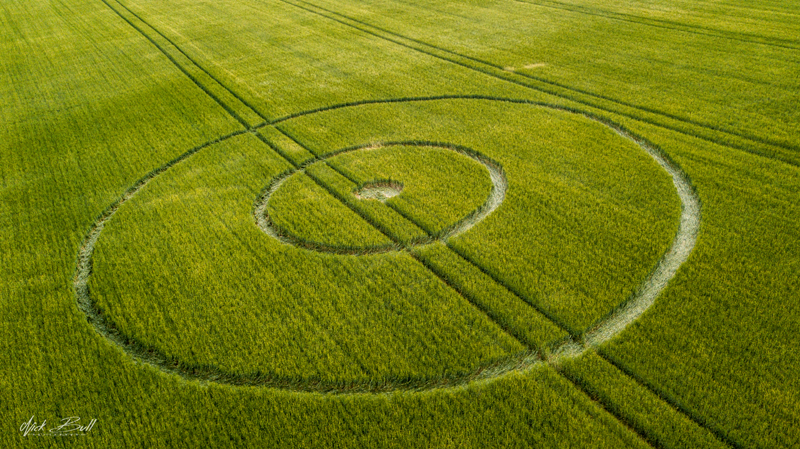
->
xmin=354 ymin=180 xmax=404 ymax=202
xmin=254 ymin=142 xmax=506 ymax=255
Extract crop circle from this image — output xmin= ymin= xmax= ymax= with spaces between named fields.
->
xmin=74 ymin=98 xmax=698 ymax=394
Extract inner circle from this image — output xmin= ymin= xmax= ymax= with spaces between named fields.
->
xmin=254 ymin=142 xmax=507 ymax=255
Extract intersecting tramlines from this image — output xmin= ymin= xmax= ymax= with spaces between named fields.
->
xmin=78 ymin=2 xmax=731 ymax=446
xmin=260 ymin=134 xmax=568 ymax=352
xmin=77 ymin=96 xmax=690 ymax=392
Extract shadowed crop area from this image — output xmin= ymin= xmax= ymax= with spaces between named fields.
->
xmin=2 ymin=0 xmax=798 ymax=448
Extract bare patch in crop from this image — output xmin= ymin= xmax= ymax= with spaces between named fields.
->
xmin=523 ymin=63 xmax=547 ymax=69
xmin=503 ymin=63 xmax=546 ymax=72
xmin=354 ymin=180 xmax=403 ymax=202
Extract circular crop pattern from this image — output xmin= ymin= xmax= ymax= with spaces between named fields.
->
xmin=255 ymin=142 xmax=507 ymax=255
xmin=74 ymin=98 xmax=699 ymax=394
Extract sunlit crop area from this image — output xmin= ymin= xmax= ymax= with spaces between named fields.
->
xmin=2 ymin=0 xmax=798 ymax=447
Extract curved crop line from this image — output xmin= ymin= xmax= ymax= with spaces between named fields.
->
xmin=82 ymin=4 xmax=715 ymax=439
xmin=264 ymin=137 xmax=539 ymax=350
xmin=73 ymin=98 xmax=699 ymax=395
xmin=582 ymin=126 xmax=701 ymax=348
xmin=276 ymin=0 xmax=800 ymax=161
xmin=252 ymin=168 xmax=400 ymax=255
xmin=108 ymin=0 xmax=797 ymax=167
xmin=253 ymin=168 xmax=400 ymax=255
xmin=252 ymin=141 xmax=507 ymax=254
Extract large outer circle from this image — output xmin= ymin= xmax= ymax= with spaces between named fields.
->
xmin=73 ymin=98 xmax=700 ymax=394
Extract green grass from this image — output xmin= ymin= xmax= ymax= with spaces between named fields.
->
xmin=2 ymin=0 xmax=799 ymax=447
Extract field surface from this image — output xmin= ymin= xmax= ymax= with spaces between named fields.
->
xmin=1 ymin=0 xmax=798 ymax=448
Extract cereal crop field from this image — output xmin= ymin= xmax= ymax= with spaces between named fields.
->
xmin=2 ymin=0 xmax=798 ymax=447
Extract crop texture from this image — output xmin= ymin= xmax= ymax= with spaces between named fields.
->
xmin=2 ymin=0 xmax=798 ymax=448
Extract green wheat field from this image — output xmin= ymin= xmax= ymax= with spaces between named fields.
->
xmin=2 ymin=0 xmax=798 ymax=447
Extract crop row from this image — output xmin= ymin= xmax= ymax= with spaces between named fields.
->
xmin=304 ymin=161 xmax=429 ymax=245
xmin=595 ymin=119 xmax=800 ymax=448
xmin=6 ymin=0 xmax=797 ymax=446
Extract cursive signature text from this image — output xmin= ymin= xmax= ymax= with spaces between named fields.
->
xmin=20 ymin=416 xmax=97 ymax=437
